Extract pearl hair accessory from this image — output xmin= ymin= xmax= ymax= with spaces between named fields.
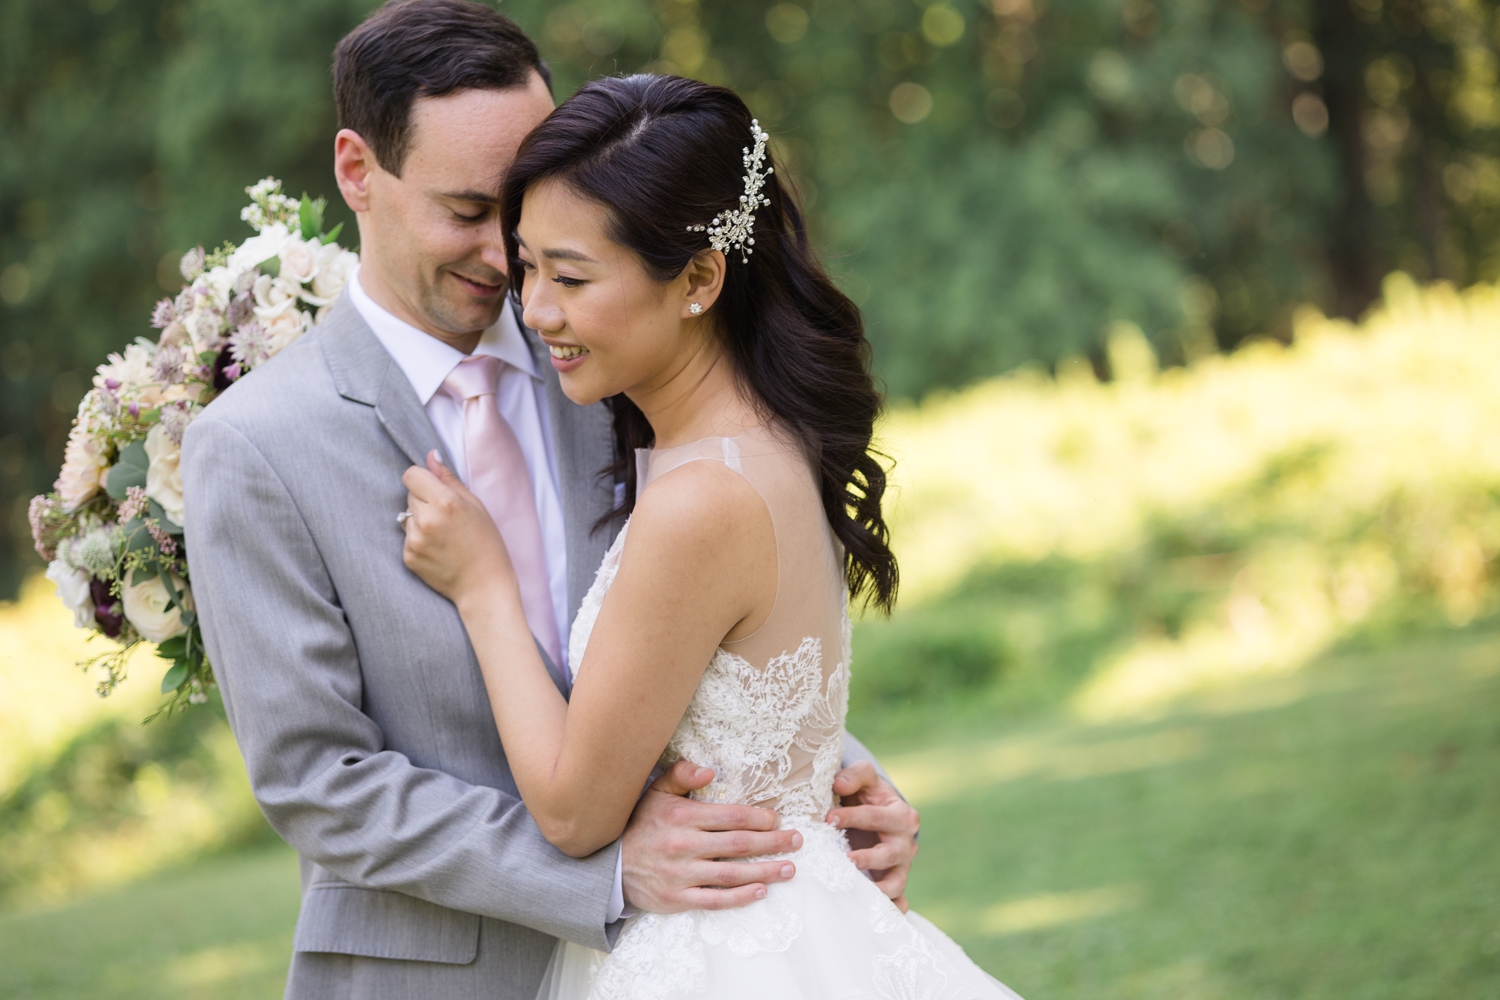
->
xmin=688 ymin=119 xmax=773 ymax=264
xmin=689 ymin=302 xmax=703 ymax=315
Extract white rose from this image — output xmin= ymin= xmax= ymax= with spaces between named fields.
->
xmin=122 ymin=571 xmax=191 ymax=644
xmin=46 ymin=559 xmax=95 ymax=629
xmin=279 ymin=236 xmax=319 ymax=284
xmin=200 ymin=266 xmax=235 ymax=309
xmin=56 ymin=426 xmax=109 ymax=509
xmin=228 ymin=222 xmax=290 ymax=277
xmin=307 ymin=248 xmax=358 ymax=305
xmin=263 ymin=306 xmax=310 ymax=358
xmin=145 ymin=422 xmax=185 ymax=527
xmin=252 ymin=274 xmax=301 ymax=318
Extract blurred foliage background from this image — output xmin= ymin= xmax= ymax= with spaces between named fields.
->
xmin=6 ymin=0 xmax=1500 ymax=596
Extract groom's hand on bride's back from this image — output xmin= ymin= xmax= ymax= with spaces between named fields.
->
xmin=826 ymin=760 xmax=920 ymax=913
xmin=621 ymin=761 xmax=802 ymax=913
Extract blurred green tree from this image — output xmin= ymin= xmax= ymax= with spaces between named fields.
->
xmin=1 ymin=0 xmax=1498 ymax=597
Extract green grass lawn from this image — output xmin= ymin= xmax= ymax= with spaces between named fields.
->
xmin=3 ymin=628 xmax=1497 ymax=999
xmin=0 ymin=845 xmax=300 ymax=999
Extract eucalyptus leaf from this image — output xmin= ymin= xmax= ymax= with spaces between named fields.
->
xmin=105 ymin=439 xmax=150 ymax=499
xmin=160 ymin=661 xmax=189 ymax=693
xmin=148 ymin=498 xmax=184 ymax=535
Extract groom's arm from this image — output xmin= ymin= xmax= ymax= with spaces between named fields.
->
xmin=184 ymin=416 xmax=622 ymax=948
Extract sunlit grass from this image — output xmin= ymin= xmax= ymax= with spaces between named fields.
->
xmin=0 ymin=844 xmax=299 ymax=1000
xmin=0 ymin=574 xmax=159 ymax=798
xmin=0 ymin=576 xmax=264 ymax=907
xmin=894 ymin=626 xmax=1500 ymax=998
xmin=4 ymin=625 xmax=1493 ymax=999
xmin=869 ymin=274 xmax=1500 ymax=720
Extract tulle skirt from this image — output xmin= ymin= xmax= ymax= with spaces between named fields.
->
xmin=536 ymin=821 xmax=1022 ymax=1000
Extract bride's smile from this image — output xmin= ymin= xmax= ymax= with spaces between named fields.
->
xmin=512 ymin=177 xmax=730 ymax=445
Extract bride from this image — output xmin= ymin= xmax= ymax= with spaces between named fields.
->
xmin=400 ymin=73 xmax=1022 ymax=1000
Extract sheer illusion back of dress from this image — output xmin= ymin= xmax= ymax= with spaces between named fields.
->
xmin=547 ymin=423 xmax=1021 ymax=1000
xmin=634 ymin=425 xmax=849 ymax=829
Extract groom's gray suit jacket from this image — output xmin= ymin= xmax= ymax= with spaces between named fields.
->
xmin=183 ymin=293 xmax=887 ymax=999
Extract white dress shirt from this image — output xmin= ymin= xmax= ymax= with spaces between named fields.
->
xmin=349 ymin=270 xmax=625 ymax=921
xmin=350 ymin=269 xmax=570 ymax=668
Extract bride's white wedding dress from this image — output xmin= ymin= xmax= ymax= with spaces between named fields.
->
xmin=538 ymin=426 xmax=1022 ymax=1000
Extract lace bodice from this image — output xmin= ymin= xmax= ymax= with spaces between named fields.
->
xmin=567 ymin=428 xmax=851 ymax=826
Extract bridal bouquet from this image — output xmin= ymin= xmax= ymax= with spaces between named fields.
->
xmin=28 ymin=178 xmax=357 ymax=712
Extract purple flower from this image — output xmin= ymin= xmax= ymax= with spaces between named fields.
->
xmin=227 ymin=292 xmax=253 ymax=327
xmin=28 ymin=495 xmax=65 ymax=561
xmin=118 ymin=485 xmax=149 ymax=522
xmin=229 ymin=321 xmax=272 ymax=370
xmin=179 ymin=245 xmax=206 ymax=282
xmin=90 ymin=578 xmax=124 ymax=637
xmin=152 ymin=344 xmax=187 ymax=386
xmin=147 ymin=522 xmax=179 ymax=557
xmin=150 ymin=298 xmax=176 ymax=329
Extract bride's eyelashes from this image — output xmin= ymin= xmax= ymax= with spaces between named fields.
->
xmin=517 ymin=258 xmax=586 ymax=289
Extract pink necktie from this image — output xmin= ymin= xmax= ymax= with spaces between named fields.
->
xmin=441 ymin=355 xmax=563 ymax=674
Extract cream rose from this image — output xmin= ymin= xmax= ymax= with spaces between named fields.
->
xmin=145 ymin=422 xmax=185 ymax=527
xmin=279 ymin=236 xmax=319 ymax=284
xmin=307 ymin=247 xmax=358 ymax=304
xmin=263 ymin=306 xmax=310 ymax=358
xmin=123 ymin=571 xmax=191 ymax=643
xmin=56 ymin=426 xmax=109 ymax=509
xmin=46 ymin=559 xmax=95 ymax=629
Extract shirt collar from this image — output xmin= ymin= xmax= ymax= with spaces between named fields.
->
xmin=349 ymin=265 xmax=539 ymax=406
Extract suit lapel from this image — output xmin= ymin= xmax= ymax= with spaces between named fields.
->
xmin=319 ymin=293 xmax=451 ymax=470
xmin=514 ymin=301 xmax=619 ymax=624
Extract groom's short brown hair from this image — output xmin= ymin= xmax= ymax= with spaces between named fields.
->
xmin=333 ymin=0 xmax=551 ymax=177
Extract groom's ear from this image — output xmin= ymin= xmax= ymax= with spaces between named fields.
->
xmin=335 ymin=129 xmax=379 ymax=213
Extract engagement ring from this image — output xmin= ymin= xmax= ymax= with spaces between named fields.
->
xmin=396 ymin=510 xmax=413 ymax=528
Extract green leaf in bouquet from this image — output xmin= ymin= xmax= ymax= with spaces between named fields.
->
xmin=122 ymin=518 xmax=158 ymax=556
xmin=259 ymin=255 xmax=281 ymax=279
xmin=155 ymin=635 xmax=187 ymax=660
xmin=160 ymin=661 xmax=189 ymax=693
xmin=299 ymin=193 xmax=327 ymax=242
xmin=320 ymin=222 xmax=344 ymax=245
xmin=148 ymin=498 xmax=184 ymax=535
xmin=105 ymin=439 xmax=150 ymax=499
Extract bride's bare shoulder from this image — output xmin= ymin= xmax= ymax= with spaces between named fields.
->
xmin=621 ymin=458 xmax=775 ymax=586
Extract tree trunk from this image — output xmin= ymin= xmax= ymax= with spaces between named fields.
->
xmin=1313 ymin=0 xmax=1385 ymax=318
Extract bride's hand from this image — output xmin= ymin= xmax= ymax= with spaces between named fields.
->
xmin=401 ymin=451 xmax=516 ymax=604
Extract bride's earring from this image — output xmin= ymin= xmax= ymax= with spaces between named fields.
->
xmin=689 ymin=302 xmax=703 ymax=315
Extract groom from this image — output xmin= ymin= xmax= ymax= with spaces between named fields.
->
xmin=183 ymin=2 xmax=918 ymax=998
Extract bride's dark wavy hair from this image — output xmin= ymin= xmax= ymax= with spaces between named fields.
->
xmin=501 ymin=74 xmax=897 ymax=611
